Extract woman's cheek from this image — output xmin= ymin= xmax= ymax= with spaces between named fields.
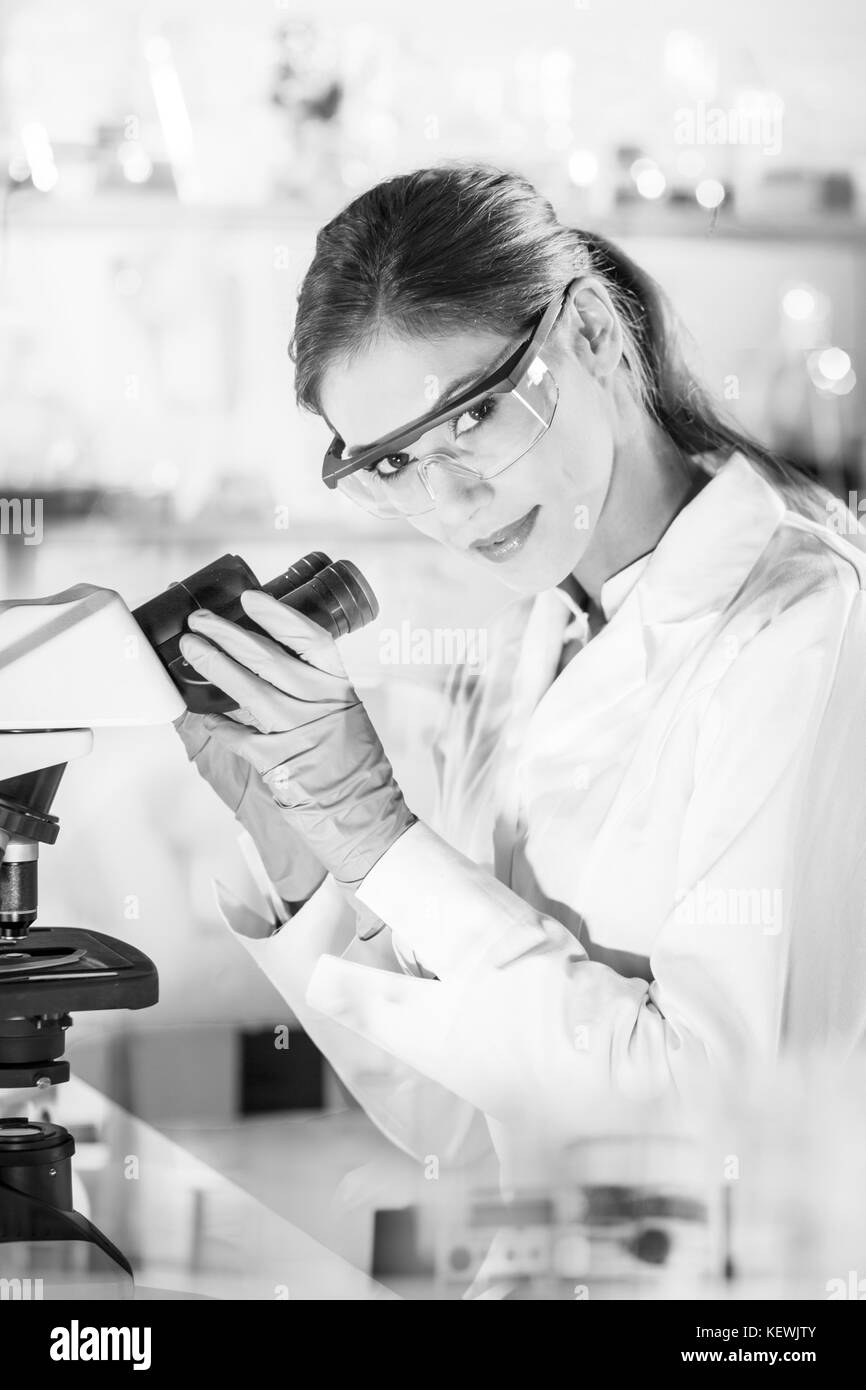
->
xmin=570 ymin=470 xmax=612 ymax=543
xmin=541 ymin=492 xmax=599 ymax=575
xmin=557 ymin=423 xmax=615 ymax=528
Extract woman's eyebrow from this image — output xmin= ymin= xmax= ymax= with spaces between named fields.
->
xmin=436 ymin=364 xmax=487 ymax=402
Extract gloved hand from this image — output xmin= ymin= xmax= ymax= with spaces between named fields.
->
xmin=177 ymin=589 xmax=417 ymax=898
xmin=174 ymin=708 xmax=327 ymax=909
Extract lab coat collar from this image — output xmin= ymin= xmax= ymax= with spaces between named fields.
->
xmin=633 ymin=451 xmax=786 ymax=626
xmin=600 ymin=552 xmax=653 ymax=622
xmin=552 ymin=451 xmax=787 ymax=633
xmin=553 ymin=553 xmax=651 ymax=630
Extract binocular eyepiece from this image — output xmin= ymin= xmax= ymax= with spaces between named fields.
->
xmin=133 ymin=551 xmax=379 ymax=715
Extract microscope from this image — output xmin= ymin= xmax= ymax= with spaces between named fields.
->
xmin=0 ymin=551 xmax=377 ymax=1297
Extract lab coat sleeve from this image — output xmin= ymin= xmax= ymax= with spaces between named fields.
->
xmin=302 ymin=582 xmax=856 ymax=1145
xmin=216 ymin=868 xmax=494 ymax=1167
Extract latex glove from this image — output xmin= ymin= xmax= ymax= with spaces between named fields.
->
xmin=178 ymin=589 xmax=418 ymax=897
xmin=173 ymin=709 xmax=327 ymax=909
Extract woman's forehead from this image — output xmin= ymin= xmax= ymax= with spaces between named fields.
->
xmin=319 ymin=327 xmax=512 ymax=451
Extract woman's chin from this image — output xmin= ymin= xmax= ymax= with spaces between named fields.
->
xmin=459 ymin=506 xmax=592 ymax=596
xmin=487 ymin=545 xmax=585 ymax=597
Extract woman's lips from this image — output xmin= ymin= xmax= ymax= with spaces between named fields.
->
xmin=470 ymin=505 xmax=540 ymax=563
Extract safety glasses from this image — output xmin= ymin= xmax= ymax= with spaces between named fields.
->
xmin=321 ymin=278 xmax=577 ymax=519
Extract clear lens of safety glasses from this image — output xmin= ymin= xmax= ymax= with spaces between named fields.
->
xmin=336 ymin=355 xmax=559 ymax=519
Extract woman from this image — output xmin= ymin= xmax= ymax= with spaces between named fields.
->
xmin=175 ymin=164 xmax=866 ymax=1175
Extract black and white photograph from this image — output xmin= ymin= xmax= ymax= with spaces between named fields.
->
xmin=1 ymin=0 xmax=866 ymax=1345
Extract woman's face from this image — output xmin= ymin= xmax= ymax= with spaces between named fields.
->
xmin=319 ymin=287 xmax=622 ymax=595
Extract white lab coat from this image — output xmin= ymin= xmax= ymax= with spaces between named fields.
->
xmin=219 ymin=451 xmax=866 ymax=1177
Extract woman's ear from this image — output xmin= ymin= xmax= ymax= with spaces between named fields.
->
xmin=566 ymin=276 xmax=624 ymax=381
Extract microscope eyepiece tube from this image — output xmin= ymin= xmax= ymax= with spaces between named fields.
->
xmin=132 ymin=551 xmax=379 ymax=715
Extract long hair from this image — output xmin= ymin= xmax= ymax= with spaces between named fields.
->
xmin=289 ymin=162 xmax=830 ymax=520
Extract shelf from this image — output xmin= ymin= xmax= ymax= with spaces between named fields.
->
xmin=4 ymin=190 xmax=866 ymax=244
xmin=1 ymin=192 xmax=326 ymax=234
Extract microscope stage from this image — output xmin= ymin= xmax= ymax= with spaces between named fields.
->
xmin=0 ymin=928 xmax=158 ymax=1014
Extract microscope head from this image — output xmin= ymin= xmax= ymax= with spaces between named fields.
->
xmin=0 ymin=583 xmax=186 ymax=731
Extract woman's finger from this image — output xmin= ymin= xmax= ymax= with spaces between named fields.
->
xmin=239 ymin=589 xmax=348 ymax=678
xmin=185 ymin=610 xmax=349 ymax=704
xmin=179 ymin=634 xmax=295 ymax=730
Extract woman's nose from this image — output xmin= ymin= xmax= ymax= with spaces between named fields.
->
xmin=420 ymin=457 xmax=494 ymax=523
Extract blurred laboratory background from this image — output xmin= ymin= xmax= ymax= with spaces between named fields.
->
xmin=1 ymin=0 xmax=865 ymax=1295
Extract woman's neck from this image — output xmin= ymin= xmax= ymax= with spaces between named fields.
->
xmin=572 ymin=428 xmax=713 ymax=607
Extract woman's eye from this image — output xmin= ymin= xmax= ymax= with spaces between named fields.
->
xmin=452 ymin=396 xmax=498 ymax=439
xmin=371 ymin=453 xmax=411 ymax=480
